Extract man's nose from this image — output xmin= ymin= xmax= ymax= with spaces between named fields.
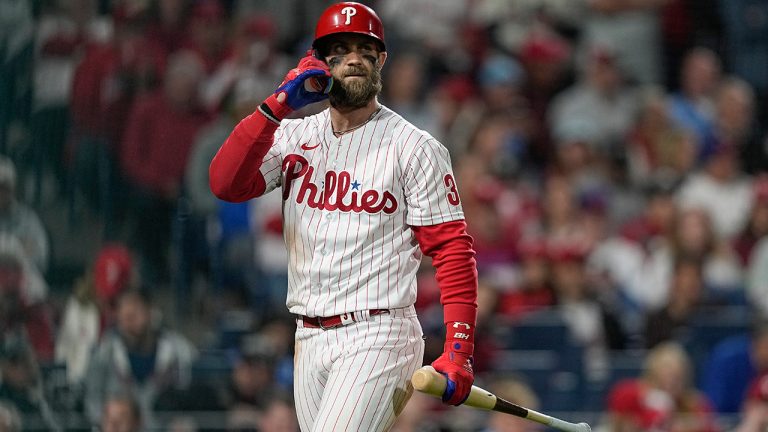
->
xmin=344 ymin=50 xmax=364 ymax=65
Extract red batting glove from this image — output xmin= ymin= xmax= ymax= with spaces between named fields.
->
xmin=431 ymin=321 xmax=475 ymax=405
xmin=259 ymin=52 xmax=332 ymax=124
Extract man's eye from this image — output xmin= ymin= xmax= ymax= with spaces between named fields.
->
xmin=332 ymin=45 xmax=347 ymax=54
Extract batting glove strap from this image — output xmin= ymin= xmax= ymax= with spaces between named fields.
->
xmin=259 ymin=95 xmax=293 ymax=125
xmin=431 ymin=343 xmax=475 ymax=406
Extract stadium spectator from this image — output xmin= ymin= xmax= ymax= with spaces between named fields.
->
xmin=145 ymin=0 xmax=191 ymax=60
xmin=0 ymin=157 xmax=49 ymax=273
xmin=539 ymin=174 xmax=593 ymax=248
xmin=0 ymin=401 xmax=21 ymax=432
xmin=733 ymin=175 xmax=768 ymax=266
xmin=667 ymin=47 xmax=722 ymax=158
xmin=643 ymin=256 xmax=705 ymax=348
xmin=0 ymin=331 xmax=55 ymax=429
xmin=391 ymin=390 xmax=439 ymax=432
xmin=30 ymin=0 xmax=110 ymax=199
xmin=670 ymin=208 xmax=742 ymax=301
xmin=701 ymin=322 xmax=768 ymax=413
xmin=381 ymin=52 xmax=438 ymax=135
xmin=481 ymin=376 xmax=542 ymax=432
xmin=100 ymin=394 xmax=142 ymax=432
xmin=471 ymin=1 xmax=583 ymax=56
xmin=549 ymin=43 xmax=638 ymax=157
xmin=496 ymin=237 xmax=554 ymax=321
xmin=718 ymin=0 xmax=768 ymax=113
xmin=0 ymin=0 xmax=34 ymax=155
xmin=517 ymin=28 xmax=572 ymax=167
xmin=747 ymin=235 xmax=768 ymax=318
xmin=55 ymin=243 xmax=136 ymax=385
xmin=85 ymin=288 xmax=196 ymax=427
xmin=588 ymin=179 xmax=678 ymax=316
xmin=581 ymin=0 xmax=669 ymax=85
xmin=181 ymin=0 xmax=231 ymax=75
xmin=0 ymin=238 xmax=54 ymax=363
xmin=626 ymin=86 xmax=697 ymax=187
xmin=221 ymin=342 xmax=277 ymax=411
xmin=736 ymin=371 xmax=768 ymax=432
xmin=68 ymin=3 xmax=166 ymax=226
xmin=199 ymin=12 xmax=289 ymax=114
xmin=477 ymin=52 xmax=526 ymax=114
xmin=120 ymin=50 xmax=212 ymax=283
xmin=676 ymin=141 xmax=753 ymax=242
xmin=606 ymin=341 xmax=719 ymax=432
xmin=259 ymin=393 xmax=299 ymax=432
xmin=549 ymin=240 xmax=626 ymax=381
xmin=710 ymin=78 xmax=762 ymax=175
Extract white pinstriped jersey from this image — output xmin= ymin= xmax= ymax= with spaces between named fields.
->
xmin=258 ymin=105 xmax=464 ymax=317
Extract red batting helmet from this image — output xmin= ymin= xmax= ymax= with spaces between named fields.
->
xmin=313 ymin=2 xmax=385 ymax=53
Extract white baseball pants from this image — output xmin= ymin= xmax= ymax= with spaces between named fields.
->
xmin=294 ymin=306 xmax=425 ymax=432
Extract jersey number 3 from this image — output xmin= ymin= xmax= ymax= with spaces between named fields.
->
xmin=444 ymin=174 xmax=460 ymax=206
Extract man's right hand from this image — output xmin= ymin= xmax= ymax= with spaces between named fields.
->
xmin=276 ymin=53 xmax=333 ymax=109
xmin=259 ymin=53 xmax=333 ymax=124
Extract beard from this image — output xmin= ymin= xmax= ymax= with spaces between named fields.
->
xmin=328 ymin=62 xmax=382 ymax=109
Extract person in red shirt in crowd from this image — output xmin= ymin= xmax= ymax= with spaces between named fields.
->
xmin=55 ymin=243 xmax=137 ymax=385
xmin=733 ymin=174 xmax=768 ymax=266
xmin=518 ymin=28 xmax=572 ymax=167
xmin=496 ymin=237 xmax=554 ymax=321
xmin=181 ymin=0 xmax=232 ymax=74
xmin=69 ymin=5 xmax=167 ymax=229
xmin=120 ymin=50 xmax=212 ymax=283
xmin=145 ymin=0 xmax=191 ymax=58
xmin=737 ymin=371 xmax=768 ymax=432
xmin=70 ymin=5 xmax=167 ymax=149
xmin=607 ymin=341 xmax=719 ymax=432
xmin=0 ymin=249 xmax=54 ymax=363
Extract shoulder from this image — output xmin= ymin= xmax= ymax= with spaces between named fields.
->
xmin=282 ymin=109 xmax=327 ymax=129
xmin=277 ymin=109 xmax=327 ymax=138
xmin=159 ymin=330 xmax=196 ymax=354
xmin=378 ymin=106 xmax=445 ymax=153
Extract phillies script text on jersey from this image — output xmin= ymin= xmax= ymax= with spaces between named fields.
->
xmin=253 ymin=106 xmax=464 ymax=317
xmin=282 ymin=154 xmax=398 ymax=214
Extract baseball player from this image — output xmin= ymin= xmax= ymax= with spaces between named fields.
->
xmin=209 ymin=2 xmax=478 ymax=431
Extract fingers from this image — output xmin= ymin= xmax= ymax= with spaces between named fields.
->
xmin=297 ymin=69 xmax=332 ymax=95
xmin=298 ymin=54 xmax=331 ymax=75
xmin=441 ymin=372 xmax=471 ymax=406
xmin=440 ymin=373 xmax=456 ymax=403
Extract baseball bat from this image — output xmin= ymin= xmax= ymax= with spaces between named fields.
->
xmin=411 ymin=366 xmax=591 ymax=432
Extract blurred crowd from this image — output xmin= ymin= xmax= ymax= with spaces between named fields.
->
xmin=1 ymin=0 xmax=768 ymax=430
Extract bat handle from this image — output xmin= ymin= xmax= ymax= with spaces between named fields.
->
xmin=527 ymin=410 xmax=591 ymax=432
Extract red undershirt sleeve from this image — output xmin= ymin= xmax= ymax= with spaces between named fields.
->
xmin=209 ymin=111 xmax=280 ymax=202
xmin=412 ymin=220 xmax=478 ymax=326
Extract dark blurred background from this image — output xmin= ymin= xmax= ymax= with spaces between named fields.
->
xmin=1 ymin=0 xmax=768 ymax=430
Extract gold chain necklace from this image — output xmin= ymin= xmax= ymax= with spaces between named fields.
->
xmin=332 ymin=107 xmax=382 ymax=136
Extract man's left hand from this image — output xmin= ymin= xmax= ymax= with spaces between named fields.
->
xmin=431 ymin=336 xmax=474 ymax=405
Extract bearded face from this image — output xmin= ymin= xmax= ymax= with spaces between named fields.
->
xmin=328 ymin=60 xmax=382 ymax=109
xmin=320 ymin=34 xmax=385 ymax=109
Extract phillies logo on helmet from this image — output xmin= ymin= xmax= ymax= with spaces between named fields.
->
xmin=341 ymin=6 xmax=356 ymax=25
xmin=313 ymin=2 xmax=386 ymax=52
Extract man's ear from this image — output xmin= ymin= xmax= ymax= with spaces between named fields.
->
xmin=377 ymin=51 xmax=387 ymax=69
